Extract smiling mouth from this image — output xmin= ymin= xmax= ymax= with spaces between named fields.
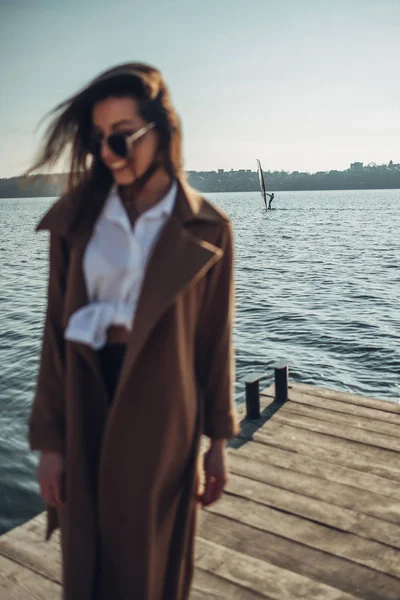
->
xmin=110 ymin=161 xmax=127 ymax=170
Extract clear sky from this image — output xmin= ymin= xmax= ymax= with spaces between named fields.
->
xmin=1 ymin=0 xmax=399 ymax=177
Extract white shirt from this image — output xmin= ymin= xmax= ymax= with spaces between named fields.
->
xmin=65 ymin=180 xmax=177 ymax=349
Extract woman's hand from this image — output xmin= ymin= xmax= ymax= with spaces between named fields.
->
xmin=37 ymin=451 xmax=66 ymax=509
xmin=199 ymin=439 xmax=228 ymax=508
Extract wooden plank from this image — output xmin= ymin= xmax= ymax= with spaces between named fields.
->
xmin=350 ymin=514 xmax=400 ymax=549
xmin=229 ymin=450 xmax=400 ymax=524
xmin=272 ymin=410 xmax=400 ymax=452
xmin=195 ymin=537 xmax=360 ymax=600
xmin=0 ymin=516 xmax=61 ymax=584
xmin=226 ymin=472 xmax=358 ymax=530
xmin=261 ymin=388 xmax=400 ymax=426
xmin=232 ymin=440 xmax=400 ymax=501
xmin=226 ymin=472 xmax=400 ymax=549
xmin=192 ymin=569 xmax=269 ymax=599
xmin=280 ymin=398 xmax=400 ymax=438
xmin=207 ymin=493 xmax=400 ymax=580
xmin=0 ymin=553 xmax=61 ymax=600
xmin=199 ymin=510 xmax=400 ymax=600
xmin=289 ymin=383 xmax=400 ymax=413
xmin=252 ymin=423 xmax=400 ymax=481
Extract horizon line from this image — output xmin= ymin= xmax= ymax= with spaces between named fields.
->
xmin=1 ymin=160 xmax=399 ymax=180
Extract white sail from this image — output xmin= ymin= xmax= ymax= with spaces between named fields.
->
xmin=256 ymin=159 xmax=267 ymax=208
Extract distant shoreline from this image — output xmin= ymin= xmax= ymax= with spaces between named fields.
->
xmin=1 ymin=163 xmax=400 ymax=197
xmin=2 ymin=187 xmax=400 ymax=199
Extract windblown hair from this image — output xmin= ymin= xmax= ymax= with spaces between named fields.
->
xmin=27 ymin=63 xmax=184 ymax=197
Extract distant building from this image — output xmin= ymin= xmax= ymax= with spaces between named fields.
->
xmin=350 ymin=162 xmax=363 ymax=170
xmin=218 ymin=169 xmax=224 ymax=174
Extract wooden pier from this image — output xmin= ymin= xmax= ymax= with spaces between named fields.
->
xmin=1 ymin=367 xmax=400 ymax=599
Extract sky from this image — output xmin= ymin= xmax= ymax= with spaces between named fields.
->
xmin=1 ymin=0 xmax=399 ymax=177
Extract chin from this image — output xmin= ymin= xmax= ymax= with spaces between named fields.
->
xmin=112 ymin=170 xmax=136 ymax=186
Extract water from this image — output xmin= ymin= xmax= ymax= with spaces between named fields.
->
xmin=1 ymin=189 xmax=399 ymax=535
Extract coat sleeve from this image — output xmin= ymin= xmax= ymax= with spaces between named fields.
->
xmin=28 ymin=232 xmax=68 ymax=453
xmin=196 ymin=221 xmax=240 ymax=440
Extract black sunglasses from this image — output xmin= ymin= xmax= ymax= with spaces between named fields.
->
xmin=88 ymin=122 xmax=156 ymax=158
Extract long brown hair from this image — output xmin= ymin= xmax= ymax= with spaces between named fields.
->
xmin=28 ymin=63 xmax=184 ymax=198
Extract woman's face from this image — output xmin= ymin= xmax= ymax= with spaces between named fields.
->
xmin=92 ymin=96 xmax=158 ymax=185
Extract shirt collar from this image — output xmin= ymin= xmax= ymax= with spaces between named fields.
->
xmin=103 ymin=179 xmax=177 ymax=228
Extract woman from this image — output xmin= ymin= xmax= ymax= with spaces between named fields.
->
xmin=28 ymin=63 xmax=239 ymax=600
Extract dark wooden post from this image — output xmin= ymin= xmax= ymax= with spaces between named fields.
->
xmin=243 ymin=373 xmax=264 ymax=419
xmin=273 ymin=361 xmax=288 ymax=403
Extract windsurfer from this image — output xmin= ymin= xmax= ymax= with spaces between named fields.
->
xmin=267 ymin=192 xmax=275 ymax=209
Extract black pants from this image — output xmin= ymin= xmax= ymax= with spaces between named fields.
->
xmin=92 ymin=344 xmax=126 ymax=596
xmin=98 ymin=343 xmax=126 ymax=402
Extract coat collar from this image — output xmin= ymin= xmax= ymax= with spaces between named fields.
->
xmin=36 ymin=176 xmax=226 ymax=240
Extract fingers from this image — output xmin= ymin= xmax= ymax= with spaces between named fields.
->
xmin=37 ymin=452 xmax=66 ymax=509
xmin=39 ymin=483 xmax=56 ymax=507
xmin=200 ymin=475 xmax=215 ymax=507
xmin=200 ymin=473 xmax=227 ymax=508
xmin=52 ymin=475 xmax=65 ymax=508
xmin=39 ymin=478 xmax=65 ymax=509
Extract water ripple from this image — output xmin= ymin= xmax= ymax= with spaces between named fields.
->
xmin=0 ymin=191 xmax=399 ymax=534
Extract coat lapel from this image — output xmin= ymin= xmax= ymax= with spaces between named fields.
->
xmin=64 ymin=232 xmax=108 ymax=402
xmin=114 ymin=212 xmax=223 ymax=398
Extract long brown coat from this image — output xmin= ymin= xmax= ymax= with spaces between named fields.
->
xmin=28 ymin=179 xmax=239 ymax=600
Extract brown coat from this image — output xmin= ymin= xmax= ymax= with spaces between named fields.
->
xmin=28 ymin=179 xmax=239 ymax=600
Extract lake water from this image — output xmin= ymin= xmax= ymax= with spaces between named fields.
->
xmin=0 ymin=189 xmax=399 ymax=535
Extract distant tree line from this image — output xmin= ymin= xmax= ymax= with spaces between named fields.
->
xmin=1 ymin=162 xmax=400 ymax=198
xmin=0 ymin=174 xmax=67 ymax=198
xmin=188 ymin=161 xmax=400 ymax=192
